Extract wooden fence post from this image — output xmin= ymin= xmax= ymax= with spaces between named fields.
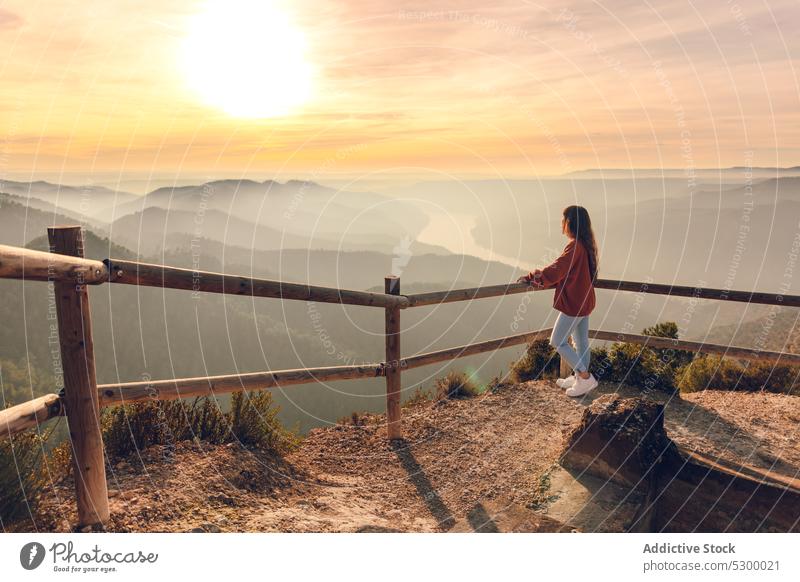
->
xmin=384 ymin=275 xmax=402 ymax=440
xmin=48 ymin=226 xmax=109 ymax=528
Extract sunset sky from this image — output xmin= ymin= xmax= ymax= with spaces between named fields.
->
xmin=1 ymin=0 xmax=799 ymax=183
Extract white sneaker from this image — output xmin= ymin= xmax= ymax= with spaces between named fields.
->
xmin=565 ymin=374 xmax=598 ymax=397
xmin=555 ymin=374 xmax=577 ymax=389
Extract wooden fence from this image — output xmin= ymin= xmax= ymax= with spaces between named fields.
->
xmin=1 ymin=226 xmax=798 ymax=528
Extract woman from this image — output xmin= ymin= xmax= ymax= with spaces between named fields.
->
xmin=516 ymin=205 xmax=599 ymax=397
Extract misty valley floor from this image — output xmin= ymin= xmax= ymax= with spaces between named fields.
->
xmin=13 ymin=381 xmax=800 ymax=533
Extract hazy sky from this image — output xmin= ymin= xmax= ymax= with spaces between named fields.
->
xmin=1 ymin=0 xmax=799 ymax=182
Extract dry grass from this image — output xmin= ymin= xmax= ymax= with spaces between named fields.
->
xmin=435 ymin=371 xmax=480 ymax=400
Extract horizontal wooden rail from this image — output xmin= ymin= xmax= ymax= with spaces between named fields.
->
xmin=0 ymin=244 xmax=107 ymax=283
xmin=401 ymin=328 xmax=553 ymax=370
xmin=104 ymin=258 xmax=409 ymax=309
xmin=405 ymin=282 xmax=537 ymax=307
xmin=0 ymin=394 xmax=64 ymax=437
xmin=3 ymin=329 xmax=800 ymax=441
xmin=0 ymin=364 xmax=385 ymax=440
xmin=589 ymin=329 xmax=800 ymax=366
xmin=594 ymin=279 xmax=800 ymax=309
xmin=0 ymin=329 xmax=553 ymax=439
xmin=404 ymin=279 xmax=800 ymax=309
xmin=4 ymin=243 xmax=797 ymax=310
xmin=98 ymin=362 xmax=385 ymax=406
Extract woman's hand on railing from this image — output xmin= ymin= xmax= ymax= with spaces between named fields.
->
xmin=516 ymin=271 xmax=543 ymax=288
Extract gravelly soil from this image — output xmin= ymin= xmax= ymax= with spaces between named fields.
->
xmin=10 ymin=381 xmax=800 ymax=533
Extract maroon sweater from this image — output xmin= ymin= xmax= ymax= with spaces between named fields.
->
xmin=525 ymin=239 xmax=596 ymax=316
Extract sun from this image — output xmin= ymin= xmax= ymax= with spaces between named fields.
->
xmin=180 ymin=0 xmax=314 ymax=119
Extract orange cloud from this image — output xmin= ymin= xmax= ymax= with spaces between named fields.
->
xmin=0 ymin=0 xmax=798 ymax=179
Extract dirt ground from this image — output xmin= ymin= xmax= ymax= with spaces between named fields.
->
xmin=11 ymin=380 xmax=800 ymax=533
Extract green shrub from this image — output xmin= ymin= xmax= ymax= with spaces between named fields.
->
xmin=506 ymin=319 xmax=797 ymax=396
xmin=583 ymin=322 xmax=685 ymax=392
xmin=435 ymin=371 xmax=480 ymax=400
xmin=581 ymin=341 xmax=676 ymax=392
xmin=101 ymin=392 xmax=297 ymax=461
xmin=605 ymin=342 xmax=676 ymax=392
xmin=190 ymin=397 xmax=235 ymax=443
xmin=642 ymin=321 xmax=693 ymax=372
xmin=738 ymin=361 xmax=800 ymax=394
xmin=508 ymin=322 xmax=686 ymax=392
xmin=46 ymin=439 xmax=73 ymax=482
xmin=101 ymin=398 xmax=219 ymax=459
xmin=589 ymin=346 xmax=613 ymax=381
xmin=0 ymin=430 xmax=48 ymax=525
xmin=511 ymin=339 xmax=559 ymax=382
xmin=678 ymin=356 xmax=743 ymax=393
xmin=102 ymin=402 xmax=158 ymax=459
xmin=677 ymin=355 xmax=800 ymax=394
xmin=229 ymin=390 xmax=299 ymax=452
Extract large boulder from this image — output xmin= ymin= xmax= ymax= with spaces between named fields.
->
xmin=556 ymin=394 xmax=800 ymax=532
xmin=560 ymin=395 xmax=680 ymax=492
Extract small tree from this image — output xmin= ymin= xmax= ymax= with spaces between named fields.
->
xmin=642 ymin=321 xmax=693 ymax=372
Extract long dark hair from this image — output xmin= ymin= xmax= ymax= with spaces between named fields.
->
xmin=563 ymin=205 xmax=598 ymax=281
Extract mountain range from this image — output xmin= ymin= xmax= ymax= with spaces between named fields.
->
xmin=1 ymin=174 xmax=797 ymax=431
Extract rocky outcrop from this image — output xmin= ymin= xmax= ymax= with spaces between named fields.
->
xmin=558 ymin=394 xmax=800 ymax=532
xmin=560 ymin=395 xmax=678 ymax=493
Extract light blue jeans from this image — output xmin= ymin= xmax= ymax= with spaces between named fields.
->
xmin=550 ymin=312 xmax=591 ymax=374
